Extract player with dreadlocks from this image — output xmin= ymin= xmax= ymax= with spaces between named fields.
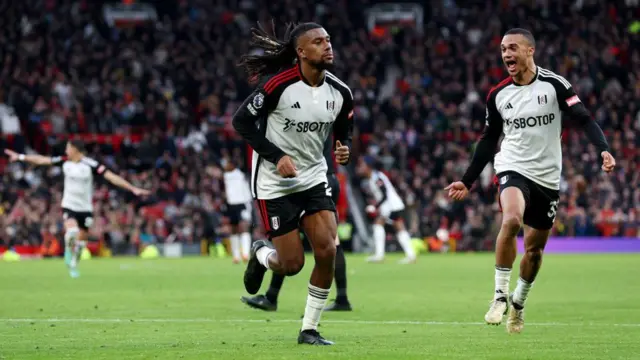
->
xmin=233 ymin=22 xmax=354 ymax=345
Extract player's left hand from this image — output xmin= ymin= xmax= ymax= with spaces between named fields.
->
xmin=601 ymin=151 xmax=616 ymax=173
xmin=132 ymin=187 xmax=151 ymax=197
xmin=335 ymin=140 xmax=350 ymax=165
xmin=444 ymin=181 xmax=469 ymax=201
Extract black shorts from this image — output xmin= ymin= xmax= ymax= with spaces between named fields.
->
xmin=256 ymin=181 xmax=337 ymax=238
xmin=497 ymin=171 xmax=560 ymax=230
xmin=389 ymin=210 xmax=404 ymax=222
xmin=225 ymin=203 xmax=251 ymax=226
xmin=62 ymin=208 xmax=94 ymax=230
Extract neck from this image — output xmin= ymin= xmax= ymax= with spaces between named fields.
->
xmin=513 ymin=63 xmax=537 ymax=85
xmin=70 ymin=155 xmax=83 ymax=162
xmin=300 ymin=62 xmax=325 ymax=87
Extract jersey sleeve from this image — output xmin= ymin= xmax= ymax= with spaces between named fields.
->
xmin=323 ymin=134 xmax=336 ymax=174
xmin=232 ymin=79 xmax=287 ymax=165
xmin=555 ymin=80 xmax=609 ymax=153
xmin=50 ymin=156 xmax=67 ymax=167
xmin=89 ymin=161 xmax=108 ymax=178
xmin=461 ymin=93 xmax=504 ymax=190
xmin=374 ymin=177 xmax=388 ymax=207
xmin=333 ymin=88 xmax=354 ymax=164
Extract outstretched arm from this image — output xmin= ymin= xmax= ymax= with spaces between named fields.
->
xmin=4 ymin=149 xmax=60 ymax=166
xmin=103 ymin=170 xmax=150 ymax=196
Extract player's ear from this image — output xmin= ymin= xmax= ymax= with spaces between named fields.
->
xmin=297 ymin=47 xmax=306 ymax=60
xmin=528 ymin=47 xmax=535 ymax=57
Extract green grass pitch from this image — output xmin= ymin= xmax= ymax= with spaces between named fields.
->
xmin=1 ymin=253 xmax=639 ymax=359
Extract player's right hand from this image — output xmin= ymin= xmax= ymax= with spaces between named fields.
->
xmin=4 ymin=149 xmax=20 ymax=162
xmin=132 ymin=187 xmax=151 ymax=197
xmin=444 ymin=181 xmax=469 ymax=201
xmin=276 ymin=155 xmax=297 ymax=178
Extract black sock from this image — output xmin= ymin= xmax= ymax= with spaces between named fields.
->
xmin=334 ymin=245 xmax=348 ymax=303
xmin=265 ymin=273 xmax=285 ymax=303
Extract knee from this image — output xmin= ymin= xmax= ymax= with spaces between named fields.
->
xmin=501 ymin=212 xmax=523 ymax=233
xmin=282 ymin=256 xmax=305 ymax=276
xmin=314 ymin=239 xmax=337 ymax=263
xmin=525 ymin=247 xmax=544 ymax=263
xmin=64 ymin=219 xmax=78 ymax=230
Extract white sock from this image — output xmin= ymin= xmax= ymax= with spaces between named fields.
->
xmin=373 ymin=224 xmax=386 ymax=259
xmin=240 ymin=232 xmax=251 ymax=259
xmin=256 ymin=246 xmax=276 ymax=270
xmin=70 ymin=240 xmax=86 ymax=268
xmin=230 ymin=235 xmax=241 ymax=260
xmin=512 ymin=277 xmax=533 ymax=308
xmin=396 ymin=230 xmax=415 ymax=259
xmin=301 ymin=283 xmax=330 ymax=331
xmin=495 ymin=266 xmax=512 ymax=300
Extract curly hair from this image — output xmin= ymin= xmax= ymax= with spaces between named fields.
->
xmin=238 ymin=20 xmax=322 ymax=82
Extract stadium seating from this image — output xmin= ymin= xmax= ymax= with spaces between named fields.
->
xmin=0 ymin=0 xmax=638 ymax=253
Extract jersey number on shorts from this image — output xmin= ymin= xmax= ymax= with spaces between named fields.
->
xmin=547 ymin=200 xmax=559 ymax=221
xmin=325 ymin=184 xmax=332 ymax=197
xmin=84 ymin=217 xmax=94 ymax=228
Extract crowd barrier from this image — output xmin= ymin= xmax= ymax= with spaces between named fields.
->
xmin=3 ymin=237 xmax=639 ymax=259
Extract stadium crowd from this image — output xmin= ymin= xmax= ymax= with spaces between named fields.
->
xmin=0 ymin=0 xmax=638 ymax=253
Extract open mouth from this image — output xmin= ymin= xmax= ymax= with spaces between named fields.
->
xmin=505 ymin=60 xmax=517 ymax=72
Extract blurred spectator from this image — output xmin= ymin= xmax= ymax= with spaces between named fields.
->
xmin=1 ymin=0 xmax=639 ymax=253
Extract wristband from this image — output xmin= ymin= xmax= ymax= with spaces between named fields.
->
xmin=18 ymin=154 xmax=25 ymax=161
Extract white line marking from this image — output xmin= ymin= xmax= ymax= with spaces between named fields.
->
xmin=1 ymin=318 xmax=639 ymax=327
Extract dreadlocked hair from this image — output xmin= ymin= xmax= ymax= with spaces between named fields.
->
xmin=239 ymin=20 xmax=322 ymax=83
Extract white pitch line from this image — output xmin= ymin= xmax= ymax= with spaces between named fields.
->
xmin=1 ymin=318 xmax=639 ymax=327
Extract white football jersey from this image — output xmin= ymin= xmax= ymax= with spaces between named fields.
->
xmin=368 ymin=171 xmax=404 ymax=217
xmin=238 ymin=66 xmax=353 ymax=200
xmin=53 ymin=156 xmax=106 ymax=212
xmin=223 ymin=168 xmax=252 ymax=205
xmin=487 ymin=67 xmax=579 ymax=190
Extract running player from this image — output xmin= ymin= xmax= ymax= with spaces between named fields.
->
xmin=240 ymin=133 xmax=352 ymax=312
xmin=445 ymin=28 xmax=615 ymax=333
xmin=5 ymin=141 xmax=150 ymax=277
xmin=222 ymin=158 xmax=253 ymax=263
xmin=233 ymin=22 xmax=353 ymax=345
xmin=356 ymin=156 xmax=416 ymax=264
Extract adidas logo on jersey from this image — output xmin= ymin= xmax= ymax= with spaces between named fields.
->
xmin=291 ymin=102 xmax=301 ymax=109
xmin=505 ymin=103 xmax=513 ymax=110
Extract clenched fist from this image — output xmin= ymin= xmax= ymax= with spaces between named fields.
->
xmin=601 ymin=151 xmax=616 ymax=173
xmin=334 ymin=140 xmax=350 ymax=165
xmin=276 ymin=155 xmax=297 ymax=178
